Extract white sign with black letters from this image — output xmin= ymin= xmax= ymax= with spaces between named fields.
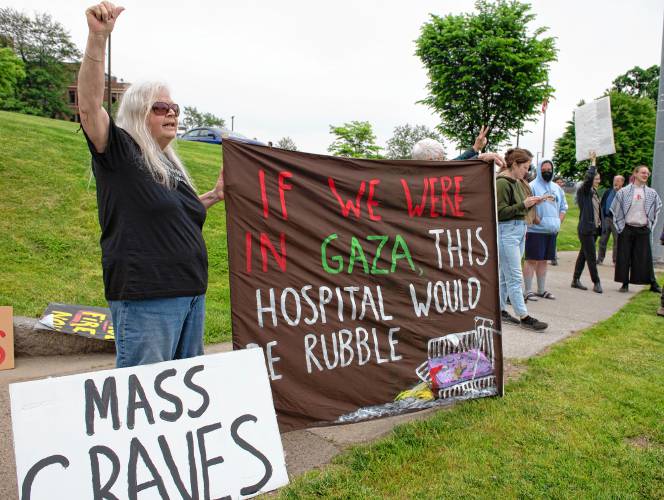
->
xmin=10 ymin=348 xmax=288 ymax=499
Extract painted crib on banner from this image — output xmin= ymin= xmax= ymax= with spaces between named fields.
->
xmin=416 ymin=316 xmax=499 ymax=399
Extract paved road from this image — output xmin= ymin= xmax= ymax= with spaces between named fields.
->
xmin=0 ymin=251 xmax=649 ymax=498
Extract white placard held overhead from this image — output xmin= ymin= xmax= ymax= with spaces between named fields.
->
xmin=574 ymin=96 xmax=616 ymax=162
xmin=10 ymin=349 xmax=288 ymax=499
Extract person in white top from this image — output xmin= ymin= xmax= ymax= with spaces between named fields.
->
xmin=610 ymin=165 xmax=662 ymax=293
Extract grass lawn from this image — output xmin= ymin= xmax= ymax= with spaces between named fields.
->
xmin=557 ymin=193 xmax=581 ymax=251
xmin=0 ymin=111 xmax=231 ymax=342
xmin=280 ymin=287 xmax=664 ymax=498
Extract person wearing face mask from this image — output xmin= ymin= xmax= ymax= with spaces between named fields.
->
xmin=571 ymin=153 xmax=603 ymax=293
xmin=523 ymin=159 xmax=567 ymax=301
xmin=597 ymin=174 xmax=624 ymax=265
xmin=496 ymin=148 xmax=547 ymax=331
xmin=549 ymin=176 xmax=566 ymax=265
xmin=610 ymin=165 xmax=662 ymax=293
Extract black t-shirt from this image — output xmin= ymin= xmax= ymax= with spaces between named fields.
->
xmin=83 ymin=119 xmax=208 ymax=300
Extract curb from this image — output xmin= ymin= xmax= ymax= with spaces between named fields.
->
xmin=13 ymin=316 xmax=116 ymax=357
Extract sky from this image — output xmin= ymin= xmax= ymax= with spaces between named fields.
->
xmin=4 ymin=0 xmax=663 ymax=160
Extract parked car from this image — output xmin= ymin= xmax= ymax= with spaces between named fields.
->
xmin=176 ymin=124 xmax=188 ymax=137
xmin=179 ymin=127 xmax=265 ymax=145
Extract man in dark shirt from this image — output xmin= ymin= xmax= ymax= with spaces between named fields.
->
xmin=597 ymin=174 xmax=624 ymax=264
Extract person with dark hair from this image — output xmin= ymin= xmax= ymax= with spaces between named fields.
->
xmin=571 ymin=153 xmax=602 ymax=293
xmin=597 ymin=174 xmax=624 ymax=264
xmin=78 ymin=2 xmax=225 ymax=368
xmin=610 ymin=165 xmax=662 ymax=293
xmin=496 ymin=148 xmax=547 ymax=331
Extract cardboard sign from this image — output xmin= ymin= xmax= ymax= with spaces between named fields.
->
xmin=0 ymin=306 xmax=15 ymax=370
xmin=37 ymin=303 xmax=114 ymax=341
xmin=223 ymin=140 xmax=503 ymax=431
xmin=575 ymin=96 xmax=616 ymax=161
xmin=10 ymin=349 xmax=288 ymax=499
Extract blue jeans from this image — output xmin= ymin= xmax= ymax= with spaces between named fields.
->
xmin=109 ymin=294 xmax=205 ymax=368
xmin=499 ymin=221 xmax=528 ymax=318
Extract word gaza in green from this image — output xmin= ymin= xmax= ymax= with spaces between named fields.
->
xmin=321 ymin=234 xmax=415 ymax=275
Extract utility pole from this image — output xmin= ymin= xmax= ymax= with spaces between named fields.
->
xmin=231 ymin=115 xmax=235 ymax=131
xmin=652 ymin=14 xmax=664 ymax=263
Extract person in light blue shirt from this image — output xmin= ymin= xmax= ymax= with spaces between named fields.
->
xmin=523 ymin=159 xmax=568 ymax=300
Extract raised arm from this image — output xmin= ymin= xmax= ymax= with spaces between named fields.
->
xmin=78 ymin=2 xmax=124 ymax=153
xmin=578 ymin=152 xmax=597 ymax=196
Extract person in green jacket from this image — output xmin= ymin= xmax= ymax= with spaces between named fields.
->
xmin=496 ymin=148 xmax=547 ymax=331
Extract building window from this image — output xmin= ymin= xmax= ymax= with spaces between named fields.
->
xmin=68 ymin=90 xmax=76 ymax=104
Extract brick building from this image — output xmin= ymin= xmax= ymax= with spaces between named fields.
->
xmin=66 ymin=63 xmax=130 ymax=122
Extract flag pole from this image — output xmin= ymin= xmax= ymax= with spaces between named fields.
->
xmin=106 ymin=34 xmax=112 ymax=115
xmin=541 ymin=98 xmax=548 ymax=158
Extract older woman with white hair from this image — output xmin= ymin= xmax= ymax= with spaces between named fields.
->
xmin=78 ymin=2 xmax=224 ymax=367
xmin=411 ymin=126 xmax=505 ymax=168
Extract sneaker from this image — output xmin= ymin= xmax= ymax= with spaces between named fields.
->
xmin=519 ymin=315 xmax=548 ymax=331
xmin=658 ymin=306 xmax=664 ymax=317
xmin=501 ymin=310 xmax=520 ymax=325
xmin=650 ymin=283 xmax=662 ymax=294
xmin=619 ymin=284 xmax=629 ymax=293
xmin=593 ymin=282 xmax=603 ymax=294
xmin=550 ymin=259 xmax=558 ymax=266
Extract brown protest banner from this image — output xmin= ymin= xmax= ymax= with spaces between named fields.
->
xmin=0 ymin=306 xmax=15 ymax=370
xmin=223 ymin=140 xmax=502 ymax=431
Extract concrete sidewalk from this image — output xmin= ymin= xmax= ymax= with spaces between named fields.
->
xmin=0 ymin=251 xmax=649 ymax=498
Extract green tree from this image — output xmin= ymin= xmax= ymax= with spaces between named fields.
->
xmin=0 ymin=47 xmax=25 ymax=105
xmin=182 ymin=106 xmax=202 ymax=130
xmin=415 ymin=0 xmax=556 ymax=148
xmin=200 ymin=112 xmax=225 ymax=128
xmin=611 ymin=65 xmax=659 ymax=105
xmin=277 ymin=136 xmax=297 ymax=151
xmin=0 ymin=8 xmax=81 ymax=117
xmin=386 ymin=124 xmax=443 ymax=159
xmin=182 ymin=105 xmax=225 ymax=129
xmin=553 ymin=92 xmax=656 ymax=184
xmin=328 ymin=121 xmax=382 ymax=158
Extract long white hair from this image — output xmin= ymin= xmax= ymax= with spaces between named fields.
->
xmin=116 ymin=81 xmax=194 ymax=190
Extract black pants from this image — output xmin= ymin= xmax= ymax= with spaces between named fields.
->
xmin=574 ymin=228 xmax=600 ymax=284
xmin=597 ymin=216 xmax=617 ymax=263
xmin=614 ymin=225 xmax=656 ymax=285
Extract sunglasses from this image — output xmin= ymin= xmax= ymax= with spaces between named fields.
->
xmin=151 ymin=102 xmax=180 ymax=116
